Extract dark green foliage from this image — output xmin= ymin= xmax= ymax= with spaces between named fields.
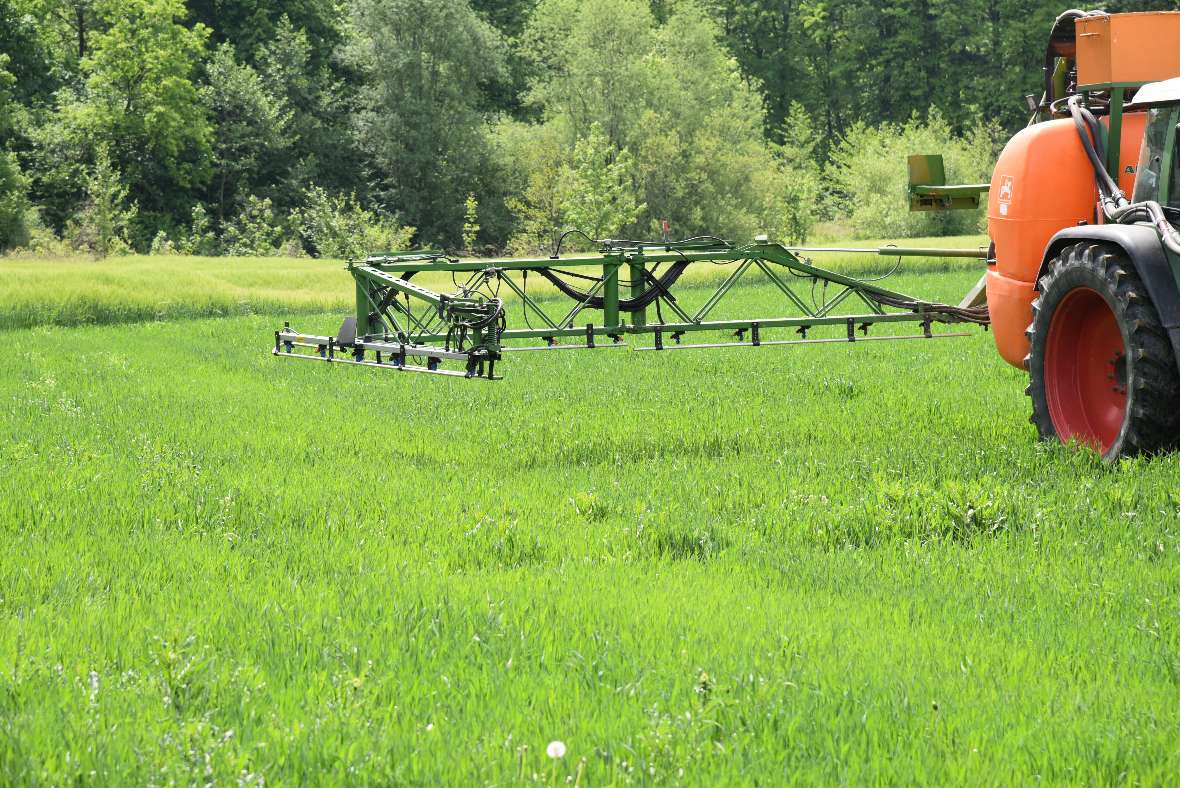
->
xmin=348 ymin=0 xmax=508 ymax=247
xmin=201 ymin=42 xmax=292 ymax=221
xmin=183 ymin=0 xmax=342 ymax=71
xmin=5 ymin=0 xmax=1180 ymax=253
xmin=0 ymin=152 xmax=31 ymax=250
xmin=253 ymin=18 xmax=359 ymax=205
xmin=0 ymin=0 xmax=57 ymax=107
xmin=69 ymin=0 xmax=213 ymax=243
xmin=703 ymin=0 xmax=1179 ymax=148
xmin=0 ymin=55 xmax=31 ymax=250
xmin=471 ymin=0 xmax=538 ymax=118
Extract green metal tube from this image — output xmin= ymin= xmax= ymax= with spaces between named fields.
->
xmin=355 ymin=277 xmax=371 ymax=337
xmin=602 ymin=260 xmax=620 ymax=329
xmin=1107 ymin=87 xmax=1125 ymax=184
xmin=629 ymin=257 xmax=646 ymax=327
xmin=786 ymin=246 xmax=987 ymax=259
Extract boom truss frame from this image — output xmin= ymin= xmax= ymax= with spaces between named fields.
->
xmin=274 ymin=239 xmax=987 ymax=379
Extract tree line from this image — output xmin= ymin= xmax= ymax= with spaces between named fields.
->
xmin=1 ymin=0 xmax=1177 ymax=257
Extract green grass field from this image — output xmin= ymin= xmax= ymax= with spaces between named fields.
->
xmin=3 ymin=243 xmax=1180 ymax=784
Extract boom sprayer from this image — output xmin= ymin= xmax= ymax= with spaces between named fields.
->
xmin=274 ymin=237 xmax=988 ymax=380
xmin=276 ymin=7 xmax=1180 ymax=460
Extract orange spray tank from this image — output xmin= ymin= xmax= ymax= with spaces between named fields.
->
xmin=984 ymin=111 xmax=1146 ymax=368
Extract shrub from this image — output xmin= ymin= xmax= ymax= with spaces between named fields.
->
xmin=560 ymin=123 xmax=644 ymax=245
xmin=295 ymin=186 xmax=413 ymax=259
xmin=462 ymin=193 xmax=480 ymax=253
xmin=176 ymin=204 xmax=221 ymax=256
xmin=826 ymin=110 xmax=1001 ymax=239
xmin=222 ymin=195 xmax=287 ymax=256
xmin=149 ymin=230 xmax=179 ymax=255
xmin=777 ymin=102 xmax=822 ymax=244
xmin=0 ymin=152 xmax=31 ymax=251
xmin=66 ymin=147 xmax=137 ymax=258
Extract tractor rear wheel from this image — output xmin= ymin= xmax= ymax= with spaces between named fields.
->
xmin=1026 ymin=242 xmax=1180 ymax=459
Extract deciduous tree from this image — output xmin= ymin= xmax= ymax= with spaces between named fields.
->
xmin=348 ymin=0 xmax=507 ymax=246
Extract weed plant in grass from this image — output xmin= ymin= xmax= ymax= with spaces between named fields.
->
xmin=3 ymin=264 xmax=1180 ymax=783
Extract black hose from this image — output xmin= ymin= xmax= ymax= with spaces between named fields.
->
xmin=538 ymin=262 xmax=691 ymax=310
xmin=1068 ymin=96 xmax=1126 ymax=215
xmin=1067 ymin=96 xmax=1180 ymax=256
xmin=865 ymin=292 xmax=990 ymax=325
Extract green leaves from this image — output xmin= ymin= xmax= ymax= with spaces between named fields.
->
xmin=55 ymin=0 xmax=213 ymax=241
xmin=294 ymin=186 xmax=413 ymax=259
xmin=202 ymin=42 xmax=292 ymax=220
xmin=64 ymin=144 xmax=136 ymax=257
xmin=506 ymin=0 xmax=815 ymax=247
xmin=348 ymin=0 xmax=508 ymax=246
xmin=83 ymin=0 xmax=211 ymax=176
xmin=0 ymin=151 xmax=31 ymax=251
xmin=0 ymin=53 xmax=15 ymax=136
xmin=0 ymin=54 xmax=29 ymax=251
xmin=559 ymin=124 xmax=643 ymax=245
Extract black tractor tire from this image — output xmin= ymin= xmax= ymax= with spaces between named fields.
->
xmin=1025 ymin=242 xmax=1180 ymax=459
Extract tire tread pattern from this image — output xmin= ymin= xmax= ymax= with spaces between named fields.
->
xmin=1025 ymin=242 xmax=1180 ymax=458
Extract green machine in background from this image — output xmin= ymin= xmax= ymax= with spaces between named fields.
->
xmin=274 ymin=236 xmax=989 ymax=379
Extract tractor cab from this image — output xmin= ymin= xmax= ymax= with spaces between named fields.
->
xmin=1129 ymin=78 xmax=1180 ymax=215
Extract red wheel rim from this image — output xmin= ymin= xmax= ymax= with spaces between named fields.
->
xmin=1044 ymin=287 xmax=1128 ymax=452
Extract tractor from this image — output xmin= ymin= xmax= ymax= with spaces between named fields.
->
xmin=977 ymin=9 xmax=1180 ymax=459
xmin=274 ymin=8 xmax=1180 ymax=461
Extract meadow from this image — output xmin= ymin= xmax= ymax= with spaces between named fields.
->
xmin=2 ymin=242 xmax=1180 ymax=784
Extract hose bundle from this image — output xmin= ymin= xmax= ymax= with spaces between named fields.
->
xmin=863 ymin=291 xmax=991 ymax=325
xmin=1068 ymin=95 xmax=1180 ymax=255
xmin=537 ymin=263 xmax=691 ymax=311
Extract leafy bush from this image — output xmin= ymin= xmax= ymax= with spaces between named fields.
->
xmin=0 ymin=152 xmax=31 ymax=251
xmin=501 ymin=0 xmax=818 ymax=248
xmin=561 ymin=124 xmax=644 ymax=244
xmin=177 ymin=204 xmax=221 ymax=256
xmin=222 ymin=195 xmax=288 ymax=256
xmin=294 ymin=186 xmax=413 ymax=259
xmin=509 ymin=123 xmax=643 ymax=254
xmin=777 ymin=103 xmax=823 ymax=244
xmin=149 ymin=230 xmax=179 ymax=255
xmin=461 ymin=193 xmax=480 ymax=252
xmin=66 ymin=147 xmax=138 ymax=258
xmin=827 ymin=111 xmax=1001 ymax=239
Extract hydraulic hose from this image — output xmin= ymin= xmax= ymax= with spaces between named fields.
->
xmin=1067 ymin=96 xmax=1180 ymax=256
xmin=863 ymin=291 xmax=990 ymax=325
xmin=538 ymin=262 xmax=691 ymax=310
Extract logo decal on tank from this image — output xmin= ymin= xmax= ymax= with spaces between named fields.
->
xmin=998 ymin=175 xmax=1015 ymax=216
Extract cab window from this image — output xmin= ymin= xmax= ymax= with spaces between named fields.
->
xmin=1133 ymin=108 xmax=1169 ymax=204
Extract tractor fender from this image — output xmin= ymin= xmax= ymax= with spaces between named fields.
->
xmin=1040 ymin=223 xmax=1180 ymax=368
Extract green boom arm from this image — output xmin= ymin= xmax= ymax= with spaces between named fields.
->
xmin=273 ymin=238 xmax=989 ymax=379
